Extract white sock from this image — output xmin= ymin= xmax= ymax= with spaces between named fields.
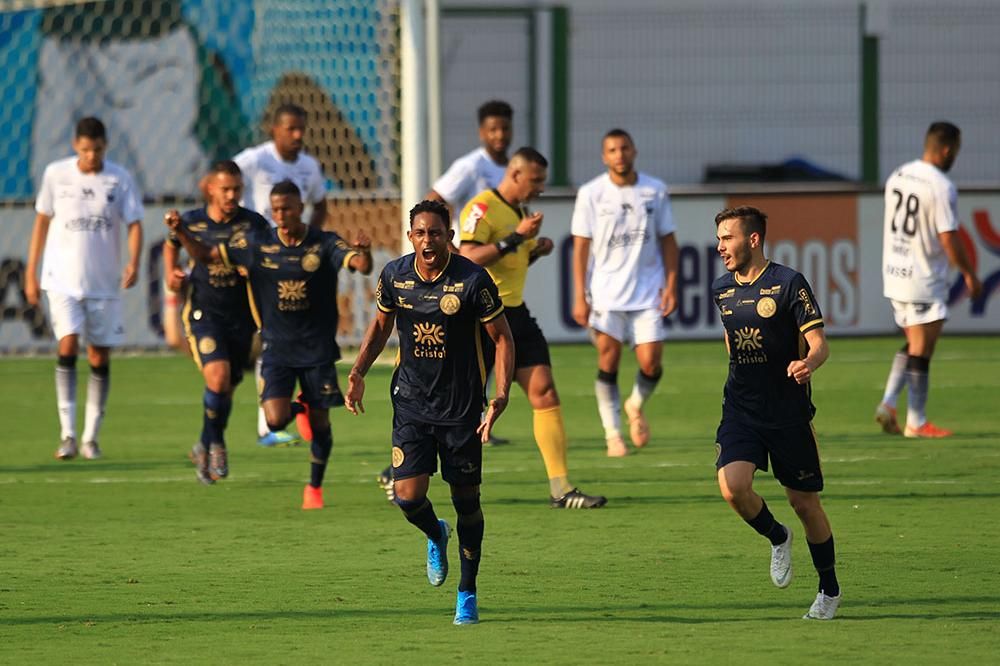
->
xmin=81 ymin=366 xmax=110 ymax=443
xmin=594 ymin=372 xmax=621 ymax=437
xmin=55 ymin=363 xmax=77 ymax=440
xmin=628 ymin=369 xmax=661 ymax=409
xmin=880 ymin=350 xmax=908 ymax=408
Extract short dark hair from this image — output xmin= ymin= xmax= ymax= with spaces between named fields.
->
xmin=715 ymin=206 xmax=767 ymax=242
xmin=478 ymin=100 xmax=513 ymax=125
xmin=408 ymin=199 xmax=451 ymax=229
xmin=270 ymin=179 xmax=302 ymax=199
xmin=208 ymin=160 xmax=242 ymax=178
xmin=603 ymin=128 xmax=634 ymax=145
xmin=512 ymin=146 xmax=548 ymax=168
xmin=925 ymin=121 xmax=961 ymax=149
xmin=272 ymin=104 xmax=307 ymax=125
xmin=75 ymin=117 xmax=106 ymax=141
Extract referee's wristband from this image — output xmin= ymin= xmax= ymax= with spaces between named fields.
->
xmin=495 ymin=232 xmax=525 ymax=256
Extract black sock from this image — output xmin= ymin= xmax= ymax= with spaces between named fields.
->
xmin=745 ymin=501 xmax=788 ymax=546
xmin=309 ymin=427 xmax=332 ymax=487
xmin=808 ymin=536 xmax=840 ymax=597
xmin=396 ymin=497 xmax=442 ymax=542
xmin=452 ymin=493 xmax=484 ymax=593
xmin=290 ymin=401 xmax=306 ymax=417
xmin=201 ymin=389 xmax=227 ymax=446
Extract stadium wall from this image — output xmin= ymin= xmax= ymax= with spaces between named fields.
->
xmin=2 ymin=188 xmax=998 ymax=352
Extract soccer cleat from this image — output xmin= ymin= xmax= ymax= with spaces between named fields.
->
xmin=81 ymin=441 xmax=102 ymax=460
xmin=302 ymin=484 xmax=324 ymax=510
xmin=257 ymin=430 xmax=299 ymax=447
xmin=904 ymin=422 xmax=953 ymax=438
xmin=803 ymin=591 xmax=842 ymax=620
xmin=427 ymin=519 xmax=451 ymax=586
xmin=605 ymin=432 xmax=628 ymax=458
xmin=376 ymin=466 xmax=395 ymax=503
xmin=189 ymin=443 xmax=214 ymax=485
xmin=770 ymin=526 xmax=793 ymax=588
xmin=55 ymin=437 xmax=78 ymax=460
xmin=453 ymin=590 xmax=480 ymax=625
xmin=295 ymin=394 xmax=313 ymax=444
xmin=208 ymin=443 xmax=228 ymax=480
xmin=623 ymin=397 xmax=650 ymax=448
xmin=550 ymin=488 xmax=608 ymax=509
xmin=874 ymin=403 xmax=902 ymax=435
xmin=484 ymin=433 xmax=510 ymax=447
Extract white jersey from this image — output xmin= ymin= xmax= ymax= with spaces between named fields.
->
xmin=882 ymin=159 xmax=959 ymax=302
xmin=233 ymin=141 xmax=327 ymax=223
xmin=35 ymin=157 xmax=144 ymax=299
xmin=432 ymin=147 xmax=506 ymax=234
xmin=571 ymin=172 xmax=676 ymax=311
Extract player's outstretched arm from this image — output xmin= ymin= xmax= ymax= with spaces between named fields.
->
xmin=659 ymin=232 xmax=680 ymax=317
xmin=346 ymin=308 xmax=396 ymax=415
xmin=24 ymin=213 xmax=51 ymax=307
xmin=939 ymin=230 xmax=983 ymax=300
xmin=787 ymin=327 xmax=829 ymax=385
xmin=571 ymin=235 xmax=591 ymax=327
xmin=477 ymin=314 xmax=514 ymax=443
xmin=121 ymin=221 xmax=143 ymax=289
xmin=348 ymin=231 xmax=373 ymax=275
xmin=163 ymin=210 xmax=219 ymax=265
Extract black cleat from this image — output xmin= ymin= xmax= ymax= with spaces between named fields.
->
xmin=550 ymin=488 xmax=607 ymax=509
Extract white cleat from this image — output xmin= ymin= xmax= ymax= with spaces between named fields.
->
xmin=770 ymin=527 xmax=793 ymax=588
xmin=81 ymin=441 xmax=102 ymax=460
xmin=803 ymin=591 xmax=841 ymax=620
xmin=605 ymin=432 xmax=628 ymax=457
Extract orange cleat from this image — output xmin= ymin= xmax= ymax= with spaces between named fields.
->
xmin=302 ymin=484 xmax=324 ymax=510
xmin=904 ymin=422 xmax=953 ymax=438
xmin=295 ymin=393 xmax=313 ymax=444
xmin=874 ymin=403 xmax=902 ymax=435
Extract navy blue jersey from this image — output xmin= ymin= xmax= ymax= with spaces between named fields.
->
xmin=712 ymin=261 xmax=824 ymax=427
xmin=376 ymin=253 xmax=505 ymax=425
xmin=222 ymin=225 xmax=357 ymax=367
xmin=169 ymin=207 xmax=269 ymax=323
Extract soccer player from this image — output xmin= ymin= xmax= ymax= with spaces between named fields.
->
xmin=459 ymin=147 xmax=607 ymax=509
xmin=166 ymin=180 xmax=372 ymax=509
xmin=712 ymin=206 xmax=841 ymax=620
xmin=25 ymin=116 xmax=144 ymax=461
xmin=875 ymin=122 xmax=982 ymax=438
xmin=344 ymin=200 xmax=515 ymax=625
xmin=163 ymin=161 xmax=270 ymax=484
xmin=571 ymin=129 xmax=679 ymax=457
xmin=234 ymin=103 xmax=329 ymax=447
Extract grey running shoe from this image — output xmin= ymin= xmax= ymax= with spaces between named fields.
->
xmin=55 ymin=437 xmax=78 ymax=460
xmin=189 ymin=443 xmax=214 ymax=485
xmin=208 ymin=443 xmax=228 ymax=480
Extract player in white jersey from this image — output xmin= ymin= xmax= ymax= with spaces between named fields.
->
xmin=875 ymin=122 xmax=981 ymax=438
xmin=571 ymin=129 xmax=678 ymax=457
xmin=25 ymin=117 xmax=144 ymax=461
xmin=233 ymin=103 xmax=330 ymax=448
xmin=428 ymin=100 xmax=513 ymax=247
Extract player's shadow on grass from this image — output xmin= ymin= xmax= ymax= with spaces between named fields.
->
xmin=0 ymin=459 xmax=184 ymax=475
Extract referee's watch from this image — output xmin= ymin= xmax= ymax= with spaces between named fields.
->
xmin=495 ymin=232 xmax=525 ymax=256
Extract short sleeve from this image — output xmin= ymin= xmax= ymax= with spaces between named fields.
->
xmin=432 ymin=157 xmax=473 ymax=208
xmin=120 ymin=171 xmax=144 ymax=223
xmin=473 ymin=271 xmax=504 ymax=323
xmin=570 ymin=187 xmax=594 ymax=239
xmin=459 ymin=199 xmax=494 ymax=244
xmin=656 ymin=188 xmax=676 ymax=236
xmin=375 ymin=266 xmax=395 ymax=313
xmin=221 ymin=227 xmax=254 ymax=269
xmin=234 ymin=149 xmax=256 ymax=211
xmin=934 ymin=182 xmax=959 ymax=234
xmin=34 ymin=165 xmax=54 ymax=216
xmin=788 ymin=273 xmax=824 ymax=333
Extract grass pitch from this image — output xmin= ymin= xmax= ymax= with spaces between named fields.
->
xmin=2 ymin=337 xmax=999 ymax=664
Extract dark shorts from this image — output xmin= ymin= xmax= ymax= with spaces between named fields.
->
xmin=391 ymin=412 xmax=482 ymax=486
xmin=259 ymin=360 xmax=345 ymax=409
xmin=484 ymin=303 xmax=550 ymax=371
xmin=186 ymin=317 xmax=255 ymax=387
xmin=715 ymin=418 xmax=824 ymax=492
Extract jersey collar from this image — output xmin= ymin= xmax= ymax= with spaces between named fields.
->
xmin=491 ymin=188 xmax=527 ymax=218
xmin=413 ymin=251 xmax=452 ymax=283
xmin=734 ymin=260 xmax=771 ymax=287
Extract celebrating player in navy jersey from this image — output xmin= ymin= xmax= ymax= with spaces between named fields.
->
xmin=166 ymin=180 xmax=372 ymax=509
xmin=345 ymin=200 xmax=514 ymax=626
xmin=164 ymin=160 xmax=270 ymax=484
xmin=711 ymin=206 xmax=842 ymax=621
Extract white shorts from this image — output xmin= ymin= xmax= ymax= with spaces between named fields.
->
xmin=589 ymin=307 xmax=666 ymax=345
xmin=890 ymin=299 xmax=948 ymax=328
xmin=45 ymin=292 xmax=125 ymax=347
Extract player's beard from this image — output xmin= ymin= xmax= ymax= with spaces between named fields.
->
xmin=727 ymin=241 xmax=753 ymax=274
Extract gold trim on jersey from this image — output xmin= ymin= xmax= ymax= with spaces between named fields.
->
xmin=413 ymin=252 xmax=451 ymax=283
xmin=218 ymin=243 xmax=232 ymax=270
xmin=480 ymin=305 xmax=505 ymax=323
xmin=474 ymin=321 xmax=486 ymax=386
xmin=246 ymin=282 xmax=262 ymax=329
xmin=734 ymin=260 xmax=771 ymax=287
xmin=342 ymin=250 xmax=359 ymax=271
xmin=377 ymin=301 xmax=395 ymax=313
xmin=181 ymin=282 xmax=203 ymax=370
xmin=800 ymin=319 xmax=823 ymax=333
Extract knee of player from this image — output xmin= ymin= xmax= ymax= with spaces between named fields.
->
xmin=787 ymin=491 xmax=822 ymax=518
xmin=528 ymin=383 xmax=560 ymax=408
xmin=450 ymin=488 xmax=482 ymax=520
xmin=265 ymin=415 xmax=291 ymax=432
xmin=719 ymin=480 xmax=753 ymax=506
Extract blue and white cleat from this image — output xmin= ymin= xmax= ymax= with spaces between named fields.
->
xmin=427 ymin=519 xmax=451 ymax=586
xmin=453 ymin=590 xmax=479 ymax=625
xmin=257 ymin=430 xmax=299 ymax=447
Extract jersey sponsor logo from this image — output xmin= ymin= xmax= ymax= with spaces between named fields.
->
xmin=81 ymin=188 xmax=95 ymax=199
xmin=229 ymin=231 xmax=248 ymax=249
xmin=440 ymin=293 xmax=461 ymax=315
xmin=391 ymin=446 xmax=405 ymax=468
xmin=798 ymin=288 xmax=816 ymax=316
xmin=756 ymin=297 xmax=777 ymax=318
xmin=278 ymin=280 xmax=308 ymax=311
xmin=733 ymin=326 xmax=763 ymax=351
xmin=442 ymin=282 xmax=464 ymax=293
xmin=479 ymin=288 xmax=496 ymax=312
xmin=190 ymin=222 xmax=209 ymax=232
xmin=463 ymin=202 xmax=488 ymax=234
xmin=65 ymin=216 xmax=111 ymax=232
xmin=397 ymin=295 xmax=413 ymax=309
xmin=607 ymin=228 xmax=649 ymax=249
xmin=759 ymin=285 xmax=782 ymax=295
xmin=413 ymin=322 xmax=447 ymax=358
xmin=198 ymin=336 xmax=217 ymax=355
xmin=717 ymin=288 xmax=735 ymax=300
xmin=261 ymin=258 xmax=280 ymax=270
xmin=260 ymin=244 xmax=281 ymax=254
xmin=301 ymin=253 xmax=321 ymax=273
xmin=393 ymin=279 xmax=415 ymax=290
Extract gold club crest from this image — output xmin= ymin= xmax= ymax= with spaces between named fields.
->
xmin=440 ymin=293 xmax=461 ymax=315
xmin=391 ymin=446 xmax=405 ymax=468
xmin=198 ymin=337 xmax=217 ymax=354
xmin=756 ymin=296 xmax=777 ymax=318
xmin=301 ymin=253 xmax=321 ymax=272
